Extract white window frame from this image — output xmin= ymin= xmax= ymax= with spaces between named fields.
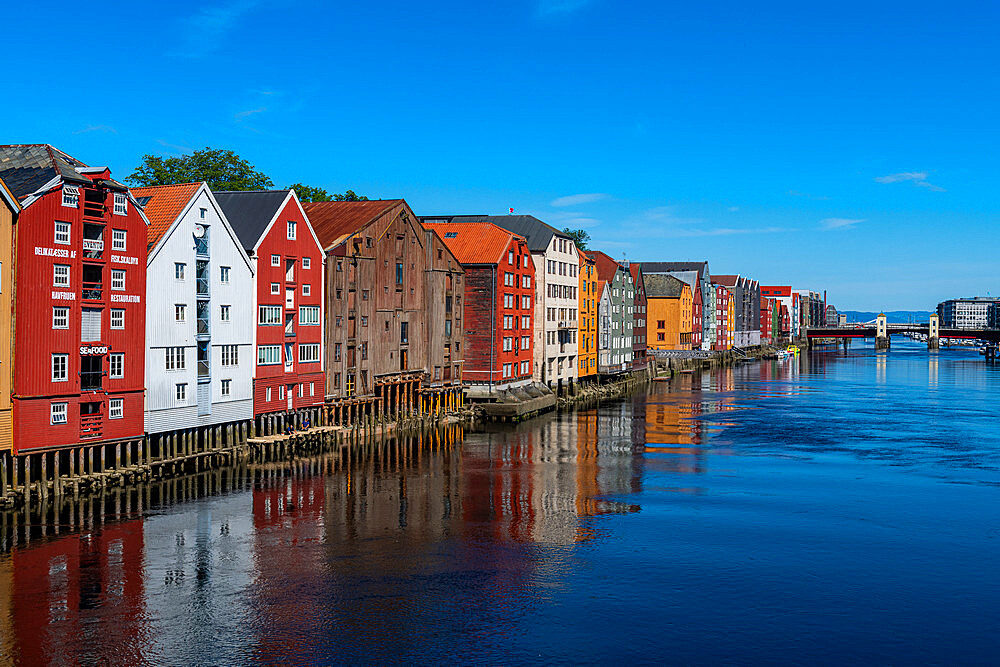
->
xmin=109 ymin=398 xmax=123 ymax=419
xmin=258 ymin=305 xmax=282 ymax=325
xmin=113 ymin=193 xmax=128 ymax=216
xmin=266 ymin=387 xmax=272 ymax=402
xmin=220 ymin=266 xmax=231 ymax=283
xmin=302 ymin=284 xmax=311 ymax=296
xmin=270 ymin=282 xmax=280 ymax=295
xmin=302 ymin=257 xmax=311 ymax=269
xmin=54 ymin=221 xmax=71 ymax=245
xmin=52 ymin=354 xmax=68 ymax=382
xmin=112 ymin=229 xmax=127 ymax=251
xmin=298 ymin=343 xmax=320 ymax=363
xmin=287 ymin=220 xmax=297 ymax=240
xmin=220 ymin=305 xmax=231 ymax=322
xmin=175 ymin=304 xmax=186 ymax=322
xmin=52 ymin=307 xmax=69 ymax=329
xmin=61 ymin=186 xmax=79 ymax=208
xmin=111 ymin=269 xmax=125 ymax=291
xmin=109 ymin=353 xmax=124 ymax=379
xmin=165 ymin=346 xmax=186 ymax=370
xmin=175 ymin=263 xmax=186 ymax=280
xmin=50 ymin=402 xmax=68 ymax=424
xmin=53 ymin=264 xmax=70 ymax=287
xmin=176 ymin=383 xmax=187 ymax=402
xmin=271 ymin=254 xmax=280 ymax=266
xmin=257 ymin=345 xmax=281 ymax=365
xmin=111 ymin=309 xmax=125 ymax=329
xmin=222 ymin=345 xmax=239 ymax=366
xmin=299 ymin=306 xmax=320 ymax=325
xmin=221 ymin=379 xmax=231 ymax=396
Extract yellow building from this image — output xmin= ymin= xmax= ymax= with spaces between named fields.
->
xmin=0 ymin=177 xmax=17 ymax=452
xmin=643 ymin=274 xmax=692 ymax=351
xmin=578 ymin=253 xmax=598 ymax=379
xmin=726 ymin=293 xmax=735 ymax=350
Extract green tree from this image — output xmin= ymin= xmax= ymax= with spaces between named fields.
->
xmin=126 ymin=147 xmax=274 ymax=191
xmin=288 ymin=183 xmax=331 ymax=202
xmin=563 ymin=228 xmax=591 ymax=250
xmin=332 ymin=189 xmax=369 ymax=201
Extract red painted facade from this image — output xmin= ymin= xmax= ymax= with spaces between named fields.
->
xmin=760 ymin=297 xmax=773 ymax=343
xmin=13 ymin=175 xmax=147 ymax=452
xmin=250 ymin=195 xmax=325 ymax=416
xmin=629 ymin=263 xmax=648 ymax=368
xmin=691 ymin=274 xmax=703 ymax=349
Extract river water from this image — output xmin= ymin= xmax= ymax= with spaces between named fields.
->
xmin=1 ymin=339 xmax=998 ymax=665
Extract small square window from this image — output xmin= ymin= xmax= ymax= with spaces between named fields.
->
xmin=53 ymin=264 xmax=70 ymax=287
xmin=54 ymin=221 xmax=71 ymax=245
xmin=270 ymin=283 xmax=279 ymax=295
xmin=52 ymin=307 xmax=69 ymax=329
xmin=303 ymin=257 xmax=311 ymax=269
xmin=271 ymin=255 xmax=280 ymax=266
xmin=113 ymin=193 xmax=128 ymax=216
xmin=112 ymin=229 xmax=127 ymax=251
xmin=111 ymin=309 xmax=125 ymax=329
xmin=61 ymin=186 xmax=79 ymax=208
xmin=303 ymin=284 xmax=311 ymax=296
xmin=50 ymin=402 xmax=68 ymax=424
xmin=109 ymin=398 xmax=123 ymax=419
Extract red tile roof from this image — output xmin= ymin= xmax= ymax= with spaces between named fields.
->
xmin=423 ymin=221 xmax=525 ymax=265
xmin=302 ymin=199 xmax=402 ymax=248
xmin=131 ymin=183 xmax=202 ymax=249
xmin=587 ymin=250 xmax=623 ymax=283
xmin=711 ymin=274 xmax=738 ymax=286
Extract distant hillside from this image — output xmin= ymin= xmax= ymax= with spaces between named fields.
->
xmin=839 ymin=310 xmax=934 ymax=324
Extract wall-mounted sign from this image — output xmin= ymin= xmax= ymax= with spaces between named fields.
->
xmin=51 ymin=291 xmax=76 ymax=301
xmin=80 ymin=345 xmax=108 ymax=355
xmin=110 ymin=294 xmax=141 ymax=303
xmin=111 ymin=255 xmax=138 ymax=265
xmin=35 ymin=246 xmax=71 ymax=258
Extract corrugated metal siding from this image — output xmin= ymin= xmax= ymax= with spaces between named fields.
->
xmin=0 ymin=189 xmax=14 ymax=451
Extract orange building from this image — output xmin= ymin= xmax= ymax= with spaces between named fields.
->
xmin=0 ymin=177 xmax=17 ymax=452
xmin=578 ymin=253 xmax=598 ymax=380
xmin=643 ymin=274 xmax=692 ymax=350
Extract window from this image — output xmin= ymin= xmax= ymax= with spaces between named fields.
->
xmin=258 ymin=305 xmax=282 ymax=325
xmin=271 ymin=254 xmax=280 ymax=266
xmin=53 ymin=264 xmax=70 ymax=287
xmin=221 ymin=305 xmax=231 ymax=322
xmin=257 ymin=345 xmax=281 ymax=365
xmin=396 ymin=262 xmax=404 ymax=285
xmin=303 ymin=257 xmax=311 ymax=269
xmin=299 ymin=306 xmax=320 ymax=325
xmin=175 ymin=304 xmax=186 ymax=322
xmin=113 ymin=193 xmax=128 ymax=216
xmin=175 ymin=263 xmax=186 ymax=280
xmin=52 ymin=307 xmax=69 ymax=329
xmin=52 ymin=354 xmax=68 ymax=382
xmin=400 ymin=321 xmax=409 ymax=343
xmin=176 ymin=383 xmax=187 ymax=402
xmin=266 ymin=387 xmax=272 ymax=402
xmin=109 ymin=353 xmax=124 ymax=379
xmin=112 ymin=229 xmax=127 ymax=251
xmin=303 ymin=284 xmax=311 ymax=296
xmin=509 ymin=250 xmax=514 ymax=264
xmin=61 ymin=185 xmax=79 ymax=208
xmin=165 ymin=347 xmax=186 ymax=370
xmin=110 ymin=269 xmax=125 ymax=291
xmin=361 ymin=315 xmax=368 ymax=327
xmin=51 ymin=402 xmax=68 ymax=424
xmin=54 ymin=221 xmax=71 ymax=245
xmin=109 ymin=398 xmax=123 ymax=419
xmin=310 ymin=382 xmax=315 ymax=397
xmin=362 ymin=290 xmax=369 ymax=301
xmin=287 ymin=220 xmax=297 ymax=240
xmin=111 ymin=309 xmax=125 ymax=329
xmin=657 ymin=332 xmax=665 ymax=341
xmin=271 ymin=282 xmax=280 ymax=295
xmin=220 ymin=266 xmax=231 ymax=283
xmin=299 ymin=344 xmax=320 ymax=363
xmin=221 ymin=379 xmax=231 ymax=396
xmin=200 ymin=207 xmax=207 ymax=220
xmin=222 ymin=345 xmax=239 ymax=366
xmin=279 ymin=385 xmax=285 ymax=399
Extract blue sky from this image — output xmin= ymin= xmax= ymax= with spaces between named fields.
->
xmin=5 ymin=1 xmax=997 ymax=310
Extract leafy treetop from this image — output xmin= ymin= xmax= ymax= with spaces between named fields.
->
xmin=127 ymin=147 xmax=274 ymax=191
xmin=286 ymin=184 xmax=370 ymax=202
xmin=563 ymin=228 xmax=590 ymax=251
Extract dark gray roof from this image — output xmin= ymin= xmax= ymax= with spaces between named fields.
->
xmin=419 ymin=215 xmax=569 ymax=252
xmin=639 ymin=261 xmax=709 ymax=277
xmin=643 ymin=273 xmax=687 ymax=298
xmin=0 ymin=144 xmax=93 ymax=200
xmin=214 ymin=190 xmax=290 ymax=252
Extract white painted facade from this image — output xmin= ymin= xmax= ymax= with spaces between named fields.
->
xmin=145 ymin=185 xmax=255 ymax=433
xmin=533 ymin=234 xmax=580 ymax=388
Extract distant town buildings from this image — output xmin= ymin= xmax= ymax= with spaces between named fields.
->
xmin=937 ymin=297 xmax=1000 ymax=329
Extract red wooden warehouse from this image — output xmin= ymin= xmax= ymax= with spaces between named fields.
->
xmin=214 ymin=190 xmax=325 ymax=418
xmin=0 ymin=145 xmax=148 ymax=452
xmin=423 ymin=221 xmax=535 ymax=393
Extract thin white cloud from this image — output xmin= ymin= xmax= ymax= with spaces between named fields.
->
xmin=556 ymin=217 xmax=600 ymax=229
xmin=551 ymin=193 xmax=609 ymax=207
xmin=820 ymin=217 xmax=864 ymax=230
xmin=727 ymin=206 xmax=740 ymax=212
xmin=74 ymin=125 xmax=117 ymax=135
xmin=537 ymin=0 xmax=592 ymax=15
xmin=155 ymin=139 xmax=193 ymax=154
xmin=874 ymin=172 xmax=945 ymax=192
xmin=172 ymin=0 xmax=262 ymax=58
xmin=680 ymin=226 xmax=790 ymax=237
xmin=235 ymin=107 xmax=267 ymax=121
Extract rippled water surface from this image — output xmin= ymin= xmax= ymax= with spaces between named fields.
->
xmin=2 ymin=340 xmax=999 ymax=664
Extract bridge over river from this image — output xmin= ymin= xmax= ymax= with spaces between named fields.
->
xmin=805 ymin=314 xmax=1000 ymax=352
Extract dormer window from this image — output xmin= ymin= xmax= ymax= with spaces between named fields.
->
xmin=62 ymin=185 xmax=79 ymax=208
xmin=113 ymin=193 xmax=128 ymax=216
